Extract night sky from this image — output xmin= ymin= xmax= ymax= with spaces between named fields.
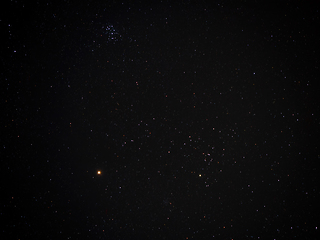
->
xmin=2 ymin=1 xmax=320 ymax=239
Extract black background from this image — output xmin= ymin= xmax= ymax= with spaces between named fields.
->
xmin=1 ymin=1 xmax=319 ymax=239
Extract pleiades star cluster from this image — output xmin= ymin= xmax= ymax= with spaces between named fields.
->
xmin=1 ymin=1 xmax=319 ymax=239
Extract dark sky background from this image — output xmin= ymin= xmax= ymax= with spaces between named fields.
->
xmin=1 ymin=1 xmax=319 ymax=239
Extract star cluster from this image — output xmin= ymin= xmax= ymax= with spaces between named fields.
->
xmin=2 ymin=1 xmax=319 ymax=239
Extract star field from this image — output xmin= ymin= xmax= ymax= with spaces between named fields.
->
xmin=1 ymin=1 xmax=320 ymax=239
